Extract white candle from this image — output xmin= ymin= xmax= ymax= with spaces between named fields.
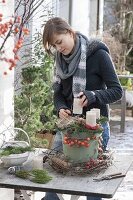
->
xmin=73 ymin=98 xmax=83 ymax=114
xmin=33 ymin=156 xmax=43 ymax=170
xmin=86 ymin=111 xmax=96 ymax=126
xmin=91 ymin=108 xmax=100 ymax=119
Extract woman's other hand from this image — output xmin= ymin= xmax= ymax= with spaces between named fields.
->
xmin=78 ymin=91 xmax=88 ymax=107
xmin=59 ymin=109 xmax=72 ymax=119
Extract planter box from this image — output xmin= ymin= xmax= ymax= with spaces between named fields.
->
xmin=62 ymin=131 xmax=102 ymax=163
xmin=63 ymin=139 xmax=99 ymax=163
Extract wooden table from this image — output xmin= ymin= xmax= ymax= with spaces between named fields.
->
xmin=0 ymin=150 xmax=132 ymax=200
xmin=118 ymin=74 xmax=133 ymax=79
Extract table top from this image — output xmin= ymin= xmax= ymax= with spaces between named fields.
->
xmin=0 ymin=150 xmax=132 ymax=198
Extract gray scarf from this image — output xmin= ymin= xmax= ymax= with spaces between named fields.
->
xmin=54 ymin=32 xmax=101 ymax=97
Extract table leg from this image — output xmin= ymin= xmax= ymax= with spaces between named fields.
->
xmin=20 ymin=190 xmax=31 ymax=200
xmin=57 ymin=194 xmax=80 ymax=200
xmin=57 ymin=194 xmax=65 ymax=200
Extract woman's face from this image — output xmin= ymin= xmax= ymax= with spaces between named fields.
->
xmin=51 ymin=32 xmax=75 ymax=55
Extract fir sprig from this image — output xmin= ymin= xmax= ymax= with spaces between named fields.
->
xmin=0 ymin=146 xmax=33 ymax=156
xmin=63 ymin=122 xmax=103 ymax=135
xmin=15 ymin=169 xmax=52 ymax=184
xmin=97 ymin=116 xmax=108 ymax=124
xmin=29 ymin=169 xmax=52 ymax=183
xmin=15 ymin=170 xmax=29 ymax=179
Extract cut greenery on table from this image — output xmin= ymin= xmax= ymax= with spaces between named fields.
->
xmin=15 ymin=169 xmax=52 ymax=184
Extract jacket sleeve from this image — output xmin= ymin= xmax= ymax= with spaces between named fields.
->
xmin=84 ymin=49 xmax=123 ymax=105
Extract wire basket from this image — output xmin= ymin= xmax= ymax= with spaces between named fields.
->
xmin=0 ymin=127 xmax=31 ymax=167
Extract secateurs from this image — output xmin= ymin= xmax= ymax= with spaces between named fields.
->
xmin=93 ymin=172 xmax=126 ymax=181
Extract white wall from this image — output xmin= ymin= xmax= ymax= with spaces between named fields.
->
xmin=71 ymin=0 xmax=90 ymax=37
xmin=98 ymin=0 xmax=104 ymax=36
xmin=89 ymin=0 xmax=104 ymax=36
xmin=0 ymin=0 xmax=14 ymax=145
xmin=89 ymin=0 xmax=97 ymax=36
xmin=0 ymin=0 xmax=14 ymax=199
xmin=58 ymin=0 xmax=70 ymax=22
xmin=57 ymin=0 xmax=104 ymax=38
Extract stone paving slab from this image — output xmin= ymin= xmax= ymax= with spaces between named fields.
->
xmin=107 ymin=119 xmax=133 ymax=200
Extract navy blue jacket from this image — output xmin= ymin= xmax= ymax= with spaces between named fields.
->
xmin=53 ymin=44 xmax=123 ymax=118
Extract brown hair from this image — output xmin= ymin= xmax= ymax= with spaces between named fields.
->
xmin=43 ymin=17 xmax=75 ymax=54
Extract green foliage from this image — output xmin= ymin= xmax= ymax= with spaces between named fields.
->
xmin=15 ymin=33 xmax=57 ymax=145
xmin=97 ymin=116 xmax=108 ymax=124
xmin=116 ymin=69 xmax=133 ymax=90
xmin=119 ymin=77 xmax=133 ymax=90
xmin=61 ymin=121 xmax=103 ymax=135
xmin=16 ymin=169 xmax=52 ymax=184
xmin=29 ymin=169 xmax=52 ymax=184
xmin=0 ymin=146 xmax=33 ymax=156
xmin=30 ymin=136 xmax=49 ymax=148
xmin=15 ymin=170 xmax=29 ymax=179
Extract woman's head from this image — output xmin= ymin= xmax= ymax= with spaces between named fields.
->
xmin=43 ymin=17 xmax=76 ymax=55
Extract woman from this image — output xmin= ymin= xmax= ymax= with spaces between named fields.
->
xmin=42 ymin=17 xmax=123 ymax=200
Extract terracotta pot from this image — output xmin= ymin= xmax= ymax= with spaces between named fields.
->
xmin=36 ymin=131 xmax=55 ymax=149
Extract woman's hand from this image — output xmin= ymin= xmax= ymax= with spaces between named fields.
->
xmin=59 ymin=109 xmax=72 ymax=119
xmin=78 ymin=92 xmax=88 ymax=107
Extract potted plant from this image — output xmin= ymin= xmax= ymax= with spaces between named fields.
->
xmin=15 ymin=34 xmax=55 ymax=148
xmin=36 ymin=104 xmax=57 ymax=149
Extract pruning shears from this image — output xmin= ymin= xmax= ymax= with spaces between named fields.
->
xmin=93 ymin=172 xmax=126 ymax=181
